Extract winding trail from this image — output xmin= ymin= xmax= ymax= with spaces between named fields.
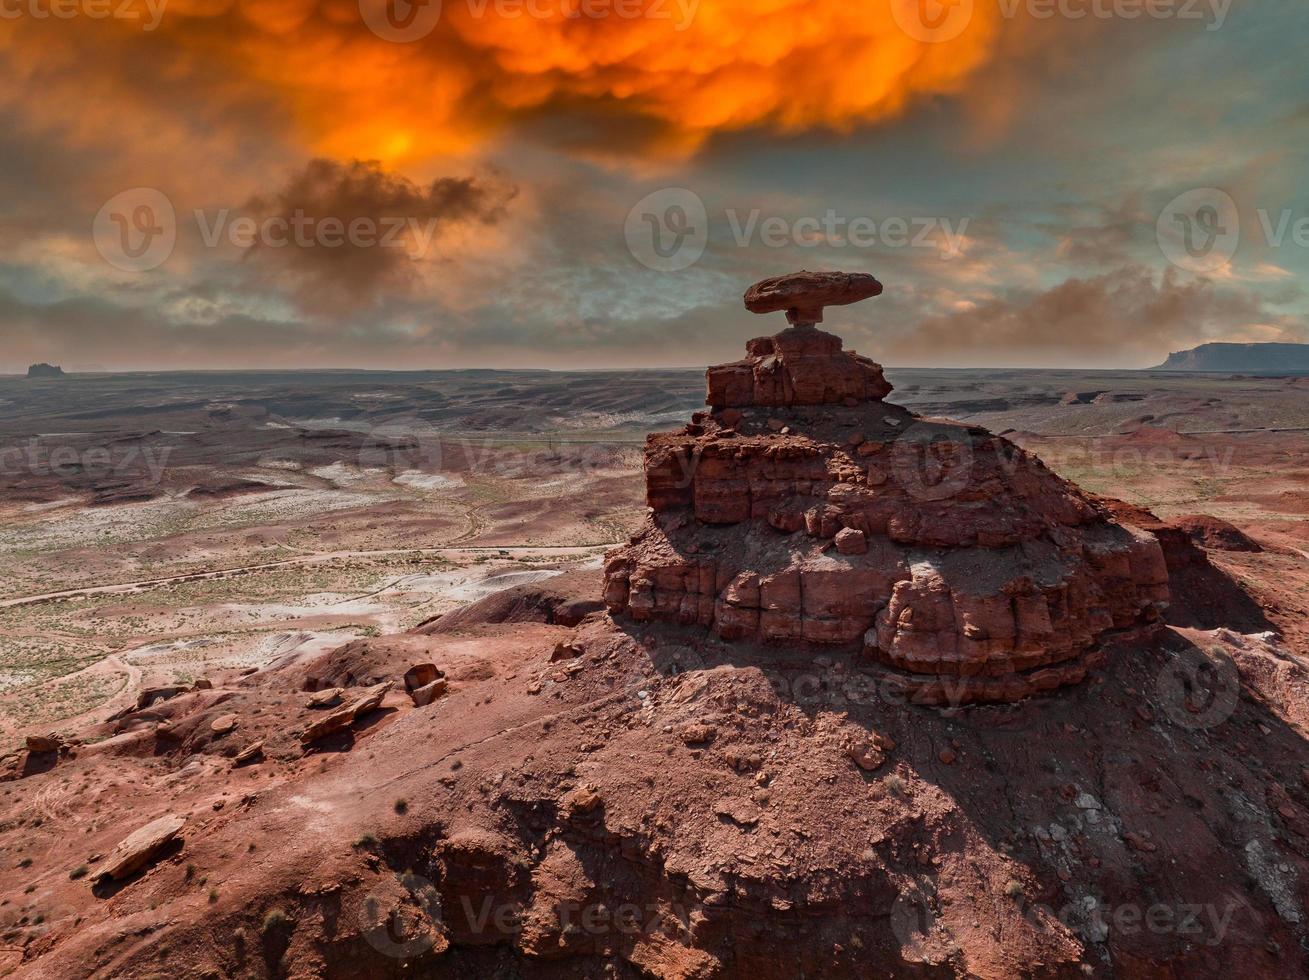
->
xmin=0 ymin=544 xmax=613 ymax=611
xmin=0 ymin=653 xmax=140 ymax=741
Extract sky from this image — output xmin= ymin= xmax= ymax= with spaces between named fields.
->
xmin=0 ymin=0 xmax=1306 ymax=371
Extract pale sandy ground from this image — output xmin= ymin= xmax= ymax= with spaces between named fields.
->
xmin=0 ymin=448 xmax=627 ymax=744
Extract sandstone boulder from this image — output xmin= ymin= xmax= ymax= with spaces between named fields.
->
xmin=834 ymin=527 xmax=867 ymax=555
xmin=403 ymin=663 xmax=441 ymax=693
xmin=25 ymin=734 xmax=63 ymax=754
xmin=94 ymin=814 xmax=185 ymax=883
xmin=306 ymin=687 xmax=344 ymax=709
xmin=411 ymin=678 xmax=448 ymax=707
xmin=743 ymin=270 xmax=883 ymax=326
xmin=301 ymin=682 xmax=391 ymax=744
xmin=302 ymin=706 xmax=357 ymax=744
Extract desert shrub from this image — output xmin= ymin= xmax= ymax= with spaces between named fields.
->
xmin=261 ymin=908 xmax=292 ymax=934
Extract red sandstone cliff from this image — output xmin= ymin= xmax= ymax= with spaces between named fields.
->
xmin=604 ymin=273 xmax=1169 ymax=703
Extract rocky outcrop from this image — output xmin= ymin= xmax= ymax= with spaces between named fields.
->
xmin=706 ymin=323 xmax=893 ymax=408
xmin=707 ymin=274 xmax=892 ymax=407
xmin=26 ymin=363 xmax=64 ymax=379
xmin=300 ymin=682 xmax=391 ymax=744
xmin=605 ymin=273 xmax=1169 ymax=703
xmin=1174 ymin=513 xmax=1262 ymax=552
xmin=136 ymin=686 xmax=187 ymax=710
xmin=94 ymin=814 xmax=185 ymax=883
xmin=24 ymin=734 xmax=64 ymax=754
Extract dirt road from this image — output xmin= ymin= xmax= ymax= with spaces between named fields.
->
xmin=0 ymin=544 xmax=613 ymax=610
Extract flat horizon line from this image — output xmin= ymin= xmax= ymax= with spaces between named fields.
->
xmin=2 ymin=363 xmax=1190 ymax=377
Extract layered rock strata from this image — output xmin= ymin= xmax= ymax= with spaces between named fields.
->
xmin=604 ymin=273 xmax=1169 ymax=703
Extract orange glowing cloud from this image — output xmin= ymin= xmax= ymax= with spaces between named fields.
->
xmin=2 ymin=0 xmax=1010 ymax=166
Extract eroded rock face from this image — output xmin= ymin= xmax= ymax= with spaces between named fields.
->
xmin=605 ymin=275 xmax=1169 ymax=703
xmin=706 ymin=324 xmax=893 ymax=408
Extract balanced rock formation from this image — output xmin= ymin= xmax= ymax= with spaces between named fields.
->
xmin=708 ymin=272 xmax=892 ymax=407
xmin=605 ymin=273 xmax=1169 ymax=703
xmin=743 ymin=269 xmax=883 ymax=324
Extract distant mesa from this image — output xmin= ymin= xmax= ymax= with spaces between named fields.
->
xmin=27 ymin=362 xmax=65 ymax=379
xmin=1153 ymin=342 xmax=1309 ymax=373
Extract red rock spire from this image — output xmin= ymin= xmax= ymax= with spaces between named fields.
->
xmin=707 ymin=271 xmax=893 ymax=407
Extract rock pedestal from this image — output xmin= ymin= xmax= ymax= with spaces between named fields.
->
xmin=706 ymin=324 xmax=893 ymax=408
xmin=604 ymin=273 xmax=1169 ymax=704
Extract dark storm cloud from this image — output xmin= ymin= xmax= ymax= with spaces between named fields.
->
xmin=1 ymin=1 xmax=1305 ymax=370
xmin=237 ymin=160 xmax=517 ymax=313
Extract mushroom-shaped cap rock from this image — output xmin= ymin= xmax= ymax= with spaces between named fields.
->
xmin=744 ymin=271 xmax=883 ymax=325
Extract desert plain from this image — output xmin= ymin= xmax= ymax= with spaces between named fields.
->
xmin=2 ymin=366 xmax=1305 ymax=740
xmin=0 ymin=363 xmax=1307 ymax=977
